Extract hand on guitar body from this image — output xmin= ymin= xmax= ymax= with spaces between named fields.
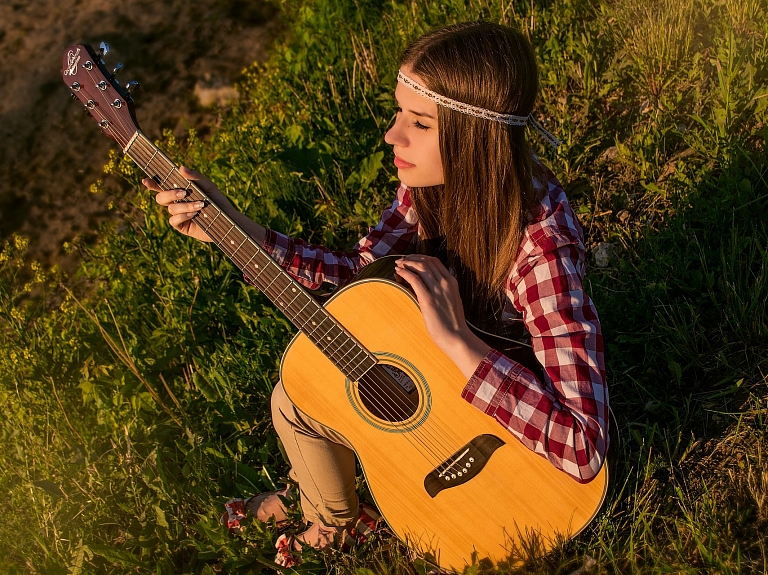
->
xmin=395 ymin=255 xmax=491 ymax=379
xmin=142 ymin=166 xmax=267 ymax=246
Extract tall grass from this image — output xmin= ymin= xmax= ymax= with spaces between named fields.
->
xmin=1 ymin=0 xmax=766 ymax=572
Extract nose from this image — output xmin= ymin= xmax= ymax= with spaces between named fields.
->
xmin=385 ymin=113 xmax=407 ymax=148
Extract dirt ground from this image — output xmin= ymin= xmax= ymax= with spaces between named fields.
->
xmin=0 ymin=0 xmax=279 ymax=273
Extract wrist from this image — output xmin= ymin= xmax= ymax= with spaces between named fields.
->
xmin=445 ymin=328 xmax=492 ymax=380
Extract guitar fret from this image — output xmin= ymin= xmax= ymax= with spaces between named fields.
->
xmin=221 ymin=223 xmax=236 ymax=240
xmin=274 ymin=283 xmax=295 ymax=306
xmin=206 ymin=209 xmax=221 ymax=228
xmin=262 ymin=270 xmax=283 ymax=293
xmin=334 ymin=339 xmax=360 ymax=365
xmin=160 ymin=165 xmax=175 ymax=185
xmin=233 ymin=235 xmax=248 ymax=253
xmin=250 ymin=261 xmax=267 ymax=281
xmin=324 ymin=325 xmax=344 ymax=345
xmin=306 ymin=312 xmax=332 ymax=339
xmin=242 ymin=251 xmax=260 ymax=271
xmin=283 ymin=290 xmax=302 ymax=309
xmin=293 ymin=297 xmax=320 ymax=332
xmin=145 ymin=149 xmax=158 ymax=170
xmin=340 ymin=346 xmax=367 ymax=378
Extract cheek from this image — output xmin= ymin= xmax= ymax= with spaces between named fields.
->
xmin=429 ymin=138 xmax=443 ymax=174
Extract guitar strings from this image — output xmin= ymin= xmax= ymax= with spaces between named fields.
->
xmin=83 ymin=75 xmax=471 ymax=474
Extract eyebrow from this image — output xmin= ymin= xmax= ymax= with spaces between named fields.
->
xmin=408 ymin=109 xmax=437 ymax=120
xmin=395 ymin=95 xmax=437 ymax=120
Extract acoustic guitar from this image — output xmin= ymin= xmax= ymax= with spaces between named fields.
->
xmin=62 ymin=43 xmax=608 ymax=572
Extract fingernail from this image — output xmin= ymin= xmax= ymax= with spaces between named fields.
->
xmin=194 ymin=202 xmax=204 ymax=209
xmin=176 ymin=191 xmax=185 ymax=198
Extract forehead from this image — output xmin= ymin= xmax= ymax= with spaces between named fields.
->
xmin=395 ymin=70 xmax=439 ymax=116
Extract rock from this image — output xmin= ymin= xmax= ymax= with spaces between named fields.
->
xmin=194 ymin=76 xmax=240 ymax=107
xmin=598 ymin=146 xmax=618 ymax=162
xmin=593 ymin=242 xmax=618 ymax=268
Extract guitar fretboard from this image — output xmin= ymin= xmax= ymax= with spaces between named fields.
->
xmin=123 ymin=131 xmax=377 ymax=381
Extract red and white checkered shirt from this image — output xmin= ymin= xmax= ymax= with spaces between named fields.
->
xmin=262 ymin=165 xmax=609 ymax=483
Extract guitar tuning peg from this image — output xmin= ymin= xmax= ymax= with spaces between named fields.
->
xmin=125 ymin=80 xmax=140 ymax=96
xmin=97 ymin=41 xmax=110 ymax=61
xmin=108 ymin=63 xmax=123 ymax=81
xmin=70 ymin=92 xmax=78 ymax=101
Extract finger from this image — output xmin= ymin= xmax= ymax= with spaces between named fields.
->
xmin=394 ymin=266 xmax=431 ymax=303
xmin=168 ymin=201 xmax=205 ymax=216
xmin=169 ymin=212 xmax=198 ymax=229
xmin=155 ymin=189 xmax=189 ymax=206
xmin=399 ymin=255 xmax=449 ymax=277
xmin=142 ymin=177 xmax=164 ymax=192
xmin=179 ymin=165 xmax=203 ymax=180
xmin=179 ymin=166 xmax=218 ymax=194
xmin=398 ymin=256 xmax=459 ymax=295
xmin=397 ymin=260 xmax=441 ymax=288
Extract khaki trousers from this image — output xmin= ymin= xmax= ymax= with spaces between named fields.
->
xmin=271 ymin=381 xmax=359 ymax=527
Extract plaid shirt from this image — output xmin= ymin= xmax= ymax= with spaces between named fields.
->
xmin=263 ymin=166 xmax=608 ymax=483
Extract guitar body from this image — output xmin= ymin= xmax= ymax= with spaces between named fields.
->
xmin=281 ymin=277 xmax=608 ymax=572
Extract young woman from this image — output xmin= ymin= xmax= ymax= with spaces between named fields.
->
xmin=144 ymin=21 xmax=609 ymax=562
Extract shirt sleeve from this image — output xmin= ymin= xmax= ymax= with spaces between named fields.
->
xmin=260 ymin=184 xmax=418 ymax=290
xmin=460 ymin=237 xmax=609 ymax=483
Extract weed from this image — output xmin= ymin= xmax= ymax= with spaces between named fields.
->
xmin=1 ymin=0 xmax=767 ymax=572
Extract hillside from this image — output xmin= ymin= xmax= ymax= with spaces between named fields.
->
xmin=0 ymin=0 xmax=278 ymax=272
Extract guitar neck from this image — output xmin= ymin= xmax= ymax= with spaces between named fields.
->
xmin=123 ymin=131 xmax=376 ymax=381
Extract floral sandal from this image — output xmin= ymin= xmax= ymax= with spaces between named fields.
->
xmin=274 ymin=502 xmax=381 ymax=568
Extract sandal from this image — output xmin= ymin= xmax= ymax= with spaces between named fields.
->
xmin=274 ymin=502 xmax=381 ymax=568
xmin=222 ymin=486 xmax=293 ymax=533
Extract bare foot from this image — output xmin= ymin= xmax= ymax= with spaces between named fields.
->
xmin=295 ymin=520 xmax=354 ymax=551
xmin=246 ymin=486 xmax=292 ymax=524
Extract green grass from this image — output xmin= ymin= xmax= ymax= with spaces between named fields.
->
xmin=1 ymin=0 xmax=767 ymax=572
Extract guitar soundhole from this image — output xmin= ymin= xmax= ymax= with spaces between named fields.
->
xmin=357 ymin=364 xmax=419 ymax=423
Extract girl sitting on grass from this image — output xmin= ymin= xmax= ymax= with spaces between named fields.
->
xmin=144 ymin=20 xmax=609 ymax=565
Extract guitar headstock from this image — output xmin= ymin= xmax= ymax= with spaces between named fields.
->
xmin=62 ymin=43 xmax=141 ymax=149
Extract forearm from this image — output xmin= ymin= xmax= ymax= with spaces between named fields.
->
xmin=445 ymin=329 xmax=492 ymax=380
xmin=228 ymin=210 xmax=266 ymax=246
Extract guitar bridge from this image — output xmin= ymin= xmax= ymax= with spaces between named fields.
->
xmin=424 ymin=434 xmax=505 ymax=498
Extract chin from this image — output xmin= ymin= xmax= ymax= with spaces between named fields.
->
xmin=398 ymin=172 xmax=443 ymax=188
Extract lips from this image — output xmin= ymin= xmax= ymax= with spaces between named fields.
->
xmin=394 ymin=156 xmax=415 ymax=169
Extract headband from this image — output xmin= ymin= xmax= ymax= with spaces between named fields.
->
xmin=397 ymin=71 xmax=561 ymax=148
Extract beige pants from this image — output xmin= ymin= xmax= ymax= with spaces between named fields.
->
xmin=271 ymin=381 xmax=359 ymax=527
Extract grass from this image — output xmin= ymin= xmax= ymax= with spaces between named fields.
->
xmin=1 ymin=0 xmax=767 ymax=573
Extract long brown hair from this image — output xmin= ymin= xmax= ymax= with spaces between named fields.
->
xmin=401 ymin=22 xmax=540 ymax=325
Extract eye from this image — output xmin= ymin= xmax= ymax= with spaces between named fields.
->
xmin=414 ymin=121 xmax=430 ymax=131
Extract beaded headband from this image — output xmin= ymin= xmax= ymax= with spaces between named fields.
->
xmin=397 ymin=70 xmax=561 ymax=148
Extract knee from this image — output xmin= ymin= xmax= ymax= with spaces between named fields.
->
xmin=271 ymin=381 xmax=291 ymax=424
